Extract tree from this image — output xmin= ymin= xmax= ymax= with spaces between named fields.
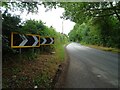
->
xmin=1 ymin=2 xmax=39 ymax=13
xmin=59 ymin=2 xmax=120 ymax=24
xmin=2 ymin=1 xmax=120 ymax=23
xmin=1 ymin=2 xmax=59 ymax=14
xmin=2 ymin=11 xmax=21 ymax=54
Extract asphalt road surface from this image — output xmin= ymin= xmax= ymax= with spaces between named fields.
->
xmin=64 ymin=42 xmax=119 ymax=88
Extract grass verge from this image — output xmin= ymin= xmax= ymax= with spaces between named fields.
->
xmin=80 ymin=42 xmax=120 ymax=53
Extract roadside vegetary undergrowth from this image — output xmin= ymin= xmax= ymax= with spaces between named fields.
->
xmin=3 ymin=43 xmax=66 ymax=88
xmin=2 ymin=11 xmax=69 ymax=88
xmin=3 ymin=33 xmax=68 ymax=88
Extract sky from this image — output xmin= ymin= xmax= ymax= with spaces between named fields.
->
xmin=12 ymin=5 xmax=75 ymax=35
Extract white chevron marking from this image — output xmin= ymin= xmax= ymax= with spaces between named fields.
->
xmin=50 ymin=38 xmax=54 ymax=44
xmin=41 ymin=38 xmax=47 ymax=44
xmin=32 ymin=36 xmax=38 ymax=46
xmin=19 ymin=34 xmax=28 ymax=46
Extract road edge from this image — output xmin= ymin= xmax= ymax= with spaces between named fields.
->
xmin=52 ymin=44 xmax=70 ymax=88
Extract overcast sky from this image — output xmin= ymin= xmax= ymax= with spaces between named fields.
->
xmin=12 ymin=5 xmax=75 ymax=35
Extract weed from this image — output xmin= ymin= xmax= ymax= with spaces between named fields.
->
xmin=19 ymin=76 xmax=28 ymax=81
xmin=11 ymin=67 xmax=21 ymax=74
xmin=33 ymin=73 xmax=51 ymax=88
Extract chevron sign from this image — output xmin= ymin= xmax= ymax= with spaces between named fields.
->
xmin=40 ymin=37 xmax=54 ymax=45
xmin=11 ymin=32 xmax=40 ymax=48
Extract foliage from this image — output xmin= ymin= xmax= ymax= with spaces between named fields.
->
xmin=40 ymin=2 xmax=120 ymax=49
xmin=2 ymin=10 xmax=21 ymax=55
xmin=33 ymin=73 xmax=51 ymax=88
xmin=56 ymin=2 xmax=120 ymax=49
xmin=2 ymin=2 xmax=68 ymax=88
xmin=1 ymin=2 xmax=58 ymax=14
xmin=68 ymin=16 xmax=120 ymax=49
xmin=59 ymin=2 xmax=120 ymax=24
xmin=2 ymin=1 xmax=120 ymax=22
xmin=1 ymin=2 xmax=39 ymax=13
xmin=2 ymin=10 xmax=68 ymax=59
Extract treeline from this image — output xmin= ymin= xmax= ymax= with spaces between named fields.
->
xmin=69 ymin=16 xmax=120 ymax=48
xmin=66 ymin=2 xmax=120 ymax=49
xmin=2 ymin=10 xmax=68 ymax=59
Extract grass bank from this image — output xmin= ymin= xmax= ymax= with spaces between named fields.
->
xmin=80 ymin=42 xmax=120 ymax=53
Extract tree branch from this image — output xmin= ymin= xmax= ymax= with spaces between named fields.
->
xmin=110 ymin=2 xmax=120 ymax=23
xmin=86 ymin=7 xmax=120 ymax=11
xmin=93 ymin=13 xmax=115 ymax=17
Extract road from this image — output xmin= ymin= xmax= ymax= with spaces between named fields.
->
xmin=64 ymin=42 xmax=119 ymax=88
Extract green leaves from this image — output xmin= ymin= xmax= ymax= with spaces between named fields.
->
xmin=59 ymin=2 xmax=120 ymax=24
xmin=2 ymin=2 xmax=39 ymax=13
xmin=69 ymin=15 xmax=120 ymax=48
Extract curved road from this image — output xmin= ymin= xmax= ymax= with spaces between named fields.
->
xmin=64 ymin=43 xmax=119 ymax=88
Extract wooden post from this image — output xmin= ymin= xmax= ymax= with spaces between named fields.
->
xmin=42 ymin=46 xmax=43 ymax=52
xmin=33 ymin=47 xmax=34 ymax=53
xmin=19 ymin=48 xmax=22 ymax=60
xmin=19 ymin=48 xmax=21 ymax=54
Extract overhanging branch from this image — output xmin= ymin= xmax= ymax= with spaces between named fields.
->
xmin=93 ymin=13 xmax=115 ymax=17
xmin=86 ymin=7 xmax=120 ymax=11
